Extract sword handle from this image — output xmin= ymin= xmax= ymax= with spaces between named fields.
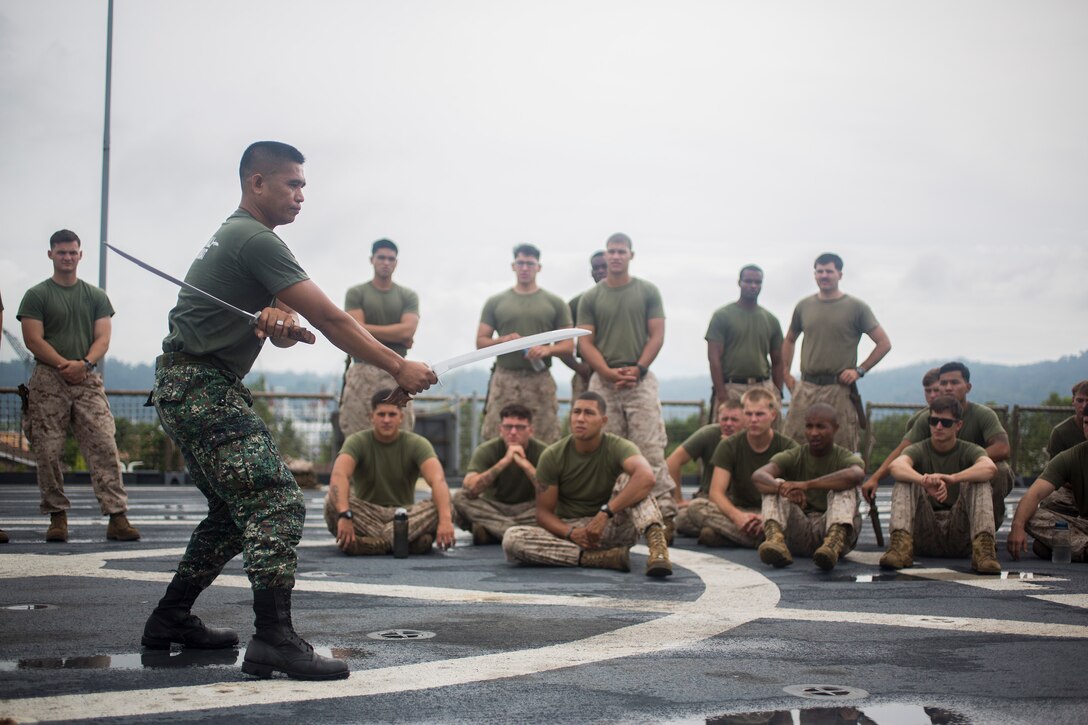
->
xmin=287 ymin=326 xmax=317 ymax=345
xmin=383 ymin=387 xmax=413 ymax=408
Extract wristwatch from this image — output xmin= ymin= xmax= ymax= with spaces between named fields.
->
xmin=599 ymin=504 xmax=614 ymax=518
xmin=636 ymin=364 xmax=648 ymax=380
xmin=82 ymin=358 xmax=96 ymax=371
xmin=855 ymin=365 xmax=866 ymax=378
xmin=337 ymin=510 xmax=353 ymax=520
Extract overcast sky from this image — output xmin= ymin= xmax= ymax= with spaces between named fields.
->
xmin=2 ymin=1 xmax=1085 ymax=383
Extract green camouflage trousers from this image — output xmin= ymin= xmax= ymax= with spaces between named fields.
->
xmin=450 ymin=490 xmax=536 ymax=538
xmin=152 ymin=364 xmax=304 ymax=590
xmin=482 ymin=367 xmax=561 ymax=444
xmin=339 ymin=362 xmax=415 ymax=438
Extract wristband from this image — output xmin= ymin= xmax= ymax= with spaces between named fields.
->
xmin=565 ymin=526 xmax=575 ymax=541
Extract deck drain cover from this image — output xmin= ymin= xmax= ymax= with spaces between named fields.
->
xmin=783 ymin=684 xmax=868 ymax=701
xmin=367 ymin=629 xmax=436 ymax=641
xmin=4 ymin=604 xmax=57 ymax=611
xmin=298 ymin=571 xmax=350 ymax=578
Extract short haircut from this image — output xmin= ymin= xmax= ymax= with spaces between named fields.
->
xmin=499 ymin=403 xmax=533 ymax=422
xmin=741 ymin=388 xmax=777 ymax=411
xmin=49 ymin=229 xmax=80 ymax=248
xmin=606 ymin=232 xmax=632 ymax=250
xmin=813 ymin=253 xmax=843 ymax=271
xmin=922 ymin=367 xmax=941 ymax=387
xmin=370 ymin=388 xmax=400 ymax=410
xmin=804 ymin=402 xmax=838 ymax=423
xmin=239 ymin=141 xmax=305 ymax=185
xmin=372 ymin=239 xmax=398 ymax=256
xmin=738 ymin=264 xmax=763 ymax=279
xmin=718 ymin=397 xmax=743 ymax=412
xmin=939 ymin=361 xmax=971 ymax=382
xmin=590 ymin=250 xmax=606 ymax=261
xmin=929 ymin=395 xmax=963 ymax=419
xmin=1072 ymin=380 xmax=1088 ymax=397
xmin=575 ymin=391 xmax=606 ymax=415
xmin=513 ymin=243 xmax=541 ymax=260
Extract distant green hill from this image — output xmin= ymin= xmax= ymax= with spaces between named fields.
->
xmin=3 ymin=350 xmax=1084 ymax=407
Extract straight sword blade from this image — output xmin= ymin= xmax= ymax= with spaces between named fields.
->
xmin=105 ymin=242 xmax=317 ymax=344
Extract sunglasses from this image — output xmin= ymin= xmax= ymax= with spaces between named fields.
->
xmin=928 ymin=416 xmax=958 ymax=429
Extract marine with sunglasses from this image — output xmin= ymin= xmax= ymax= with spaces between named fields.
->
xmin=879 ymin=395 xmax=1002 ymax=574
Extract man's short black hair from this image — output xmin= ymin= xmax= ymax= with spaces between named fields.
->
xmin=590 ymin=250 xmax=605 ymax=261
xmin=738 ymin=264 xmax=763 ymax=279
xmin=804 ymin=402 xmax=838 ymax=424
xmin=575 ymin=391 xmax=606 ymax=415
xmin=499 ymin=403 xmax=533 ymax=422
xmin=939 ymin=361 xmax=971 ymax=382
xmin=513 ymin=244 xmax=541 ymax=260
xmin=372 ymin=239 xmax=398 ymax=256
xmin=239 ymin=141 xmax=305 ymax=185
xmin=49 ymin=229 xmax=80 ymax=249
xmin=370 ymin=388 xmax=400 ymax=410
xmin=813 ymin=253 xmax=843 ymax=271
xmin=929 ymin=395 xmax=963 ymax=419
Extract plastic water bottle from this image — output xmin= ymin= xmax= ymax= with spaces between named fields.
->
xmin=393 ymin=508 xmax=409 ymax=559
xmin=1051 ymin=521 xmax=1072 ymax=564
xmin=525 ymin=350 xmax=546 ymax=372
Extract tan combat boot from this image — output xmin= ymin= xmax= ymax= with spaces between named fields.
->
xmin=644 ymin=523 xmax=673 ymax=578
xmin=697 ymin=526 xmax=729 ymax=548
xmin=662 ymin=516 xmax=676 ymax=546
xmin=812 ymin=523 xmax=848 ymax=571
xmin=879 ymin=530 xmax=914 ymax=570
xmin=46 ymin=512 xmax=68 ymax=542
xmin=758 ymin=519 xmax=792 ymax=567
xmin=580 ymin=546 xmax=631 ymax=572
xmin=971 ymin=532 xmax=1001 ymax=575
xmin=343 ymin=536 xmax=392 ymax=556
xmin=409 ymin=533 xmax=434 ymax=555
xmin=106 ymin=512 xmax=141 ymax=541
xmin=472 ymin=523 xmax=500 ymax=546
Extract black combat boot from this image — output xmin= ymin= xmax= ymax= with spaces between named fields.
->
xmin=142 ymin=574 xmax=239 ymax=649
xmin=242 ymin=588 xmax=349 ymax=680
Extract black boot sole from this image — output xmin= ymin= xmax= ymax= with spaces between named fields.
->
xmin=241 ymin=659 xmax=350 ymax=680
xmin=141 ymin=635 xmax=239 ymax=650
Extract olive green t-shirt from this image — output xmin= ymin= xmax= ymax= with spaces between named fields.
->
xmin=710 ymin=431 xmax=799 ymax=508
xmin=466 ymin=436 xmax=547 ymax=504
xmin=576 ymin=278 xmax=664 ymax=367
xmin=904 ymin=407 xmax=928 ymax=434
xmin=1039 ymin=442 xmax=1088 ymax=517
xmin=906 ymin=402 xmax=1006 ymax=448
xmin=162 ymin=209 xmax=310 ymax=378
xmin=480 ymin=288 xmax=572 ymax=371
xmin=17 ymin=279 xmax=114 ymax=361
xmin=536 ymin=433 xmax=640 ymax=518
xmin=788 ymin=294 xmax=879 ymax=375
xmin=344 ymin=281 xmax=419 ymax=360
xmin=901 ymin=439 xmax=987 ymax=512
xmin=769 ymin=444 xmax=864 ymax=513
xmin=339 ymin=430 xmax=437 ymax=507
xmin=680 ymin=424 xmax=725 ymax=495
xmin=1047 ymin=416 xmax=1085 ymax=460
xmin=704 ymin=303 xmax=783 ymax=379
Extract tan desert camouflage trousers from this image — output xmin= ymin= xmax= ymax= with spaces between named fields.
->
xmin=762 ymin=488 xmax=860 ymax=556
xmin=450 ymin=490 xmax=536 ymax=538
xmin=481 ymin=367 xmax=561 ymax=444
xmin=1025 ymin=487 xmax=1087 ymax=562
xmin=323 ymin=493 xmax=437 ymax=545
xmin=685 ymin=497 xmax=762 ymax=548
xmin=889 ymin=480 xmax=994 ymax=557
xmin=26 ymin=364 xmax=127 ymax=515
xmin=339 ymin=363 xmax=415 ymax=438
xmin=502 ymin=481 xmax=664 ymax=566
xmin=783 ymin=381 xmax=861 ymax=452
xmin=588 ymin=370 xmax=677 ymax=521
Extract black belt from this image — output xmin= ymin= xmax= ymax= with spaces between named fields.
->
xmin=802 ymin=373 xmax=841 ymax=386
xmin=724 ymin=376 xmax=768 ymax=384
